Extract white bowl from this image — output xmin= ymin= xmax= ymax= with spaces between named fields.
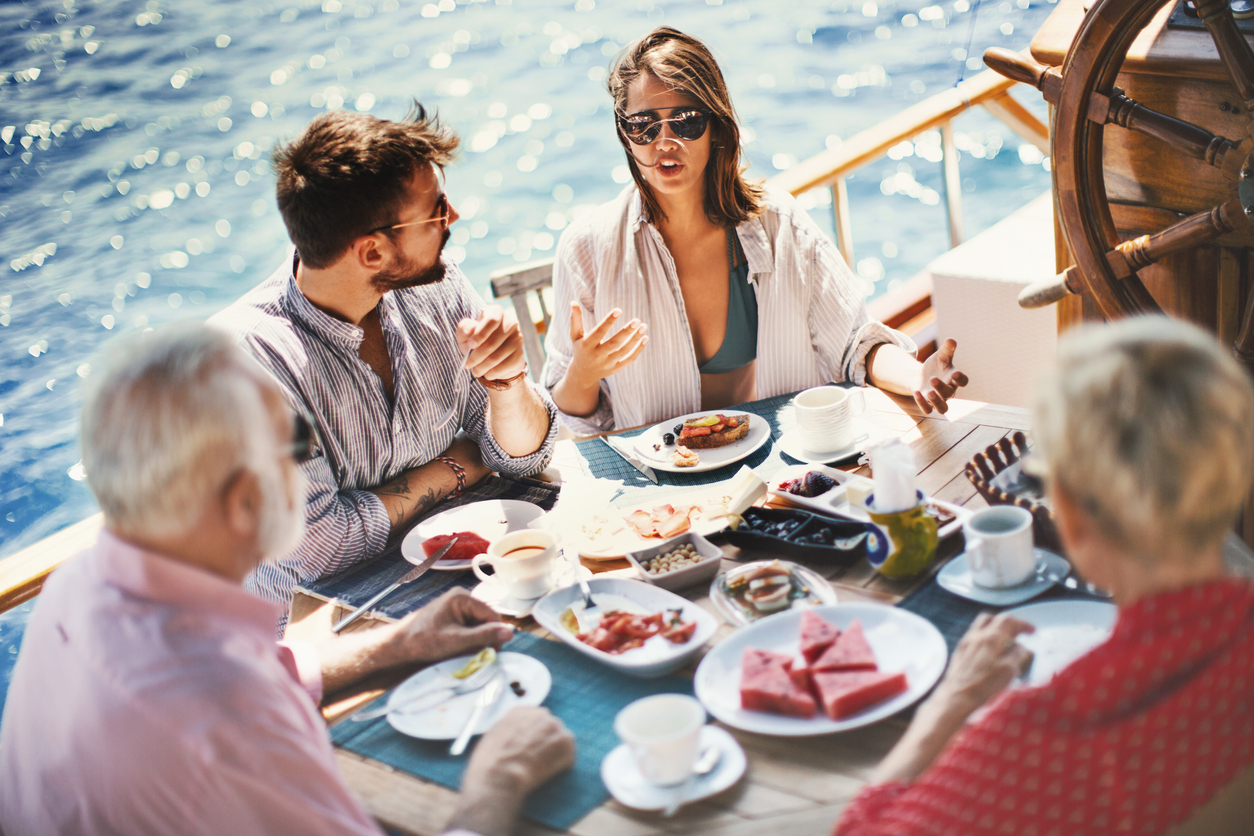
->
xmin=532 ymin=578 xmax=719 ymax=678
xmin=624 ymin=532 xmax=724 ymax=592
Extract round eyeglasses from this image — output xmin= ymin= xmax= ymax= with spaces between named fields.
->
xmin=618 ymin=108 xmax=712 ymax=146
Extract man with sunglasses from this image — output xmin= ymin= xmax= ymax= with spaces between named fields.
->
xmin=212 ymin=107 xmax=557 ymax=623
xmin=0 ymin=326 xmax=574 ymax=835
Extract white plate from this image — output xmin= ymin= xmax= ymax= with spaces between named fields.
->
xmin=630 ymin=412 xmax=771 ymax=474
xmin=385 ymin=652 xmax=551 ymax=740
xmin=472 ymin=560 xmax=593 ymax=618
xmin=775 ymin=417 xmax=892 ymax=465
xmin=532 ymin=578 xmax=719 ymax=678
xmin=1005 ymin=600 xmax=1117 ymax=688
xmin=401 ymin=500 xmax=546 ymax=571
xmin=601 ymin=725 xmax=746 ymax=811
xmin=937 ymin=548 xmax=1071 ymax=607
xmin=767 ymin=463 xmax=971 ymax=540
xmin=694 ymin=603 xmax=948 ymax=735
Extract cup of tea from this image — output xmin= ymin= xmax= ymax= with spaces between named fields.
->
xmin=793 ymin=386 xmax=867 ymax=453
xmin=963 ymin=505 xmax=1036 ymax=588
xmin=613 ymin=694 xmax=706 ymax=786
xmin=472 ymin=530 xmax=557 ymax=599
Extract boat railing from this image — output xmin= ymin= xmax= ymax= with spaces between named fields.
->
xmin=0 ymin=63 xmax=1049 ymax=615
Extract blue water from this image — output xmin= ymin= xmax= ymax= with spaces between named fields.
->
xmin=0 ymin=0 xmax=1055 ymax=566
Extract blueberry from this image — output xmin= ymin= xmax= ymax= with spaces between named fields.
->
xmin=663 ymin=432 xmax=675 ymax=445
xmin=673 ymin=424 xmax=683 ymax=435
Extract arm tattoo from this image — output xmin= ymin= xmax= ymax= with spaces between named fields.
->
xmin=376 ymin=473 xmax=444 ymax=530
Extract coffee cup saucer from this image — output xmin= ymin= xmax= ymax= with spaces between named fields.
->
xmin=938 ymin=548 xmax=1071 ymax=606
xmin=776 ymin=417 xmax=891 ymax=465
xmin=471 ymin=560 xmax=592 ymax=618
xmin=600 ymin=725 xmax=746 ymax=811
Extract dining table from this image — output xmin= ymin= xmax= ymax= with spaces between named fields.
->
xmin=285 ymin=388 xmax=1078 ymax=836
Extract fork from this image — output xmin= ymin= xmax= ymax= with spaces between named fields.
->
xmin=433 ymin=345 xmax=473 ymax=430
xmin=351 ymin=659 xmax=500 ymax=722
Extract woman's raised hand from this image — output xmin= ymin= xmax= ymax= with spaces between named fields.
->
xmin=567 ymin=303 xmax=648 ymax=384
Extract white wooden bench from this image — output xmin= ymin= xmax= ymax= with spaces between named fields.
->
xmin=489 ymin=258 xmax=554 ymax=380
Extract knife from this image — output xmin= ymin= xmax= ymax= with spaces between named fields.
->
xmin=332 ymin=537 xmax=458 ymax=633
xmin=603 ymin=435 xmax=659 ymax=484
xmin=449 ymin=669 xmax=506 ymax=756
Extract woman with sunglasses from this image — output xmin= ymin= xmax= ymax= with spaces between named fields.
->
xmin=542 ymin=27 xmax=967 ymax=434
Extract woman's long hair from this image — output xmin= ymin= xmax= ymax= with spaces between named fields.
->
xmin=607 ymin=27 xmax=766 ymax=228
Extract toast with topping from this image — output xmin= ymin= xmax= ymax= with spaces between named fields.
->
xmin=677 ymin=413 xmax=751 ymax=449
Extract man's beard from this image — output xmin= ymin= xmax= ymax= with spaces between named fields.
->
xmin=370 ymin=229 xmax=451 ymax=293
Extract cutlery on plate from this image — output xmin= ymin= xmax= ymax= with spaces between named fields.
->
xmin=332 ymin=538 xmax=458 ymax=633
xmin=603 ymin=435 xmax=659 ymax=484
xmin=351 ymin=659 xmax=499 ymax=722
xmin=449 ymin=670 xmax=507 ymax=756
xmin=661 ymin=741 xmax=723 ymax=817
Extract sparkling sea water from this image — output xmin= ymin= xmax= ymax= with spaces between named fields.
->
xmin=0 ymin=0 xmax=1056 ymax=570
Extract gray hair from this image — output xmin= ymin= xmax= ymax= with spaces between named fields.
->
xmin=1033 ymin=315 xmax=1254 ymax=556
xmin=80 ymin=324 xmax=278 ymax=539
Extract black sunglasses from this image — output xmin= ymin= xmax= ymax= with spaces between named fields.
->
xmin=618 ymin=108 xmax=712 ymax=145
xmin=289 ymin=412 xmax=319 ymax=464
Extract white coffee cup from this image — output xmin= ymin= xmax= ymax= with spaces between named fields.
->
xmin=613 ymin=694 xmax=706 ymax=787
xmin=472 ymin=530 xmax=557 ymax=599
xmin=963 ymin=505 xmax=1036 ymax=588
xmin=793 ymin=386 xmax=867 ymax=453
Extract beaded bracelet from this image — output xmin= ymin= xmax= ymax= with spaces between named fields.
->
xmin=435 ymin=456 xmax=467 ymax=498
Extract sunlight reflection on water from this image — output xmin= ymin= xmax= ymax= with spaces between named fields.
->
xmin=0 ymin=0 xmax=1055 ymax=559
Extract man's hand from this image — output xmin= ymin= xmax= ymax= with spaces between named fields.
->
xmin=457 ymin=305 xmax=527 ymax=384
xmin=567 ymin=303 xmax=648 ymax=385
xmin=914 ymin=338 xmax=969 ymax=415
xmin=448 ymin=707 xmax=575 ymax=836
xmin=382 ymin=588 xmax=514 ymax=669
xmin=930 ymin=612 xmax=1034 ymax=717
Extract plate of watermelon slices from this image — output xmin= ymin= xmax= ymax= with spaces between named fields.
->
xmin=401 ymin=500 xmax=546 ymax=571
xmin=694 ymin=604 xmax=948 ymax=735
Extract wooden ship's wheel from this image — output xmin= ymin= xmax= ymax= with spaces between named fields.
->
xmin=984 ymin=0 xmax=1254 ymax=371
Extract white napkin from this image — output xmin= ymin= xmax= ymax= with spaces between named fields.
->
xmin=539 ymin=475 xmax=626 ymax=544
xmin=869 ymin=440 xmax=917 ymax=513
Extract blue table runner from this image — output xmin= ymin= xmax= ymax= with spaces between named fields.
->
xmin=331 ymin=632 xmax=693 ymax=831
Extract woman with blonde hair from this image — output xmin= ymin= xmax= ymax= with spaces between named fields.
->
xmin=542 ymin=27 xmax=967 ymax=433
xmin=834 ymin=315 xmax=1254 ymax=836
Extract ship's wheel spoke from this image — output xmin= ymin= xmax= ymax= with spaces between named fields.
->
xmin=1096 ymin=91 xmax=1241 ymax=171
xmin=1018 ymin=199 xmax=1248 ymax=308
xmin=1195 ymin=0 xmax=1254 ymax=120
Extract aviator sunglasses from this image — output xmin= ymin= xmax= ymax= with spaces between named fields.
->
xmin=618 ymin=108 xmax=712 ymax=145
xmin=368 ymin=192 xmax=450 ymax=234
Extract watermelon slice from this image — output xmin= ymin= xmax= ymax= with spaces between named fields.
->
xmin=783 ymin=656 xmax=815 ymax=695
xmin=799 ymin=610 xmax=842 ymax=665
xmin=812 ymin=670 xmax=908 ymax=720
xmin=739 ymin=648 xmax=816 ymax=718
xmin=421 ymin=531 xmax=491 ymax=563
xmin=812 ymin=619 xmax=877 ymax=672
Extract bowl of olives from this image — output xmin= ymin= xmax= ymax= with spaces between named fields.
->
xmin=724 ymin=506 xmax=886 ymax=565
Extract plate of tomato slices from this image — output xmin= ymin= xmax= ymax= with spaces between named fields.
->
xmin=532 ymin=578 xmax=719 ymax=678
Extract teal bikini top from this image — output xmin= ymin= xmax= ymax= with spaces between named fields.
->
xmin=698 ymin=228 xmax=759 ymax=375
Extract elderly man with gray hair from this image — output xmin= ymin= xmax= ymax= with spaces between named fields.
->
xmin=0 ymin=324 xmax=573 ymax=836
xmin=835 ymin=315 xmax=1254 ymax=836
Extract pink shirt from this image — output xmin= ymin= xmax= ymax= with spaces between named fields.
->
xmin=0 ymin=531 xmax=382 ymax=835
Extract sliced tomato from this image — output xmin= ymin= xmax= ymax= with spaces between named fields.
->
xmin=724 ymin=416 xmax=738 ymax=428
xmin=662 ymin=621 xmax=697 ymax=643
xmin=683 ymin=426 xmax=712 ymax=437
xmin=710 ymin=423 xmax=726 ymax=433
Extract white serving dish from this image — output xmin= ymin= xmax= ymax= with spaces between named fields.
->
xmin=694 ymin=603 xmax=948 ymax=736
xmin=767 ymin=463 xmax=971 ymax=539
xmin=624 ymin=532 xmax=724 ymax=592
xmin=532 ymin=578 xmax=719 ymax=678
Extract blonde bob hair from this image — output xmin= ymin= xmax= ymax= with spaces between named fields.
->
xmin=1033 ymin=315 xmax=1254 ymax=556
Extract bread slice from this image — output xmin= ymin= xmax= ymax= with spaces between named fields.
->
xmin=679 ymin=414 xmax=751 ymax=449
